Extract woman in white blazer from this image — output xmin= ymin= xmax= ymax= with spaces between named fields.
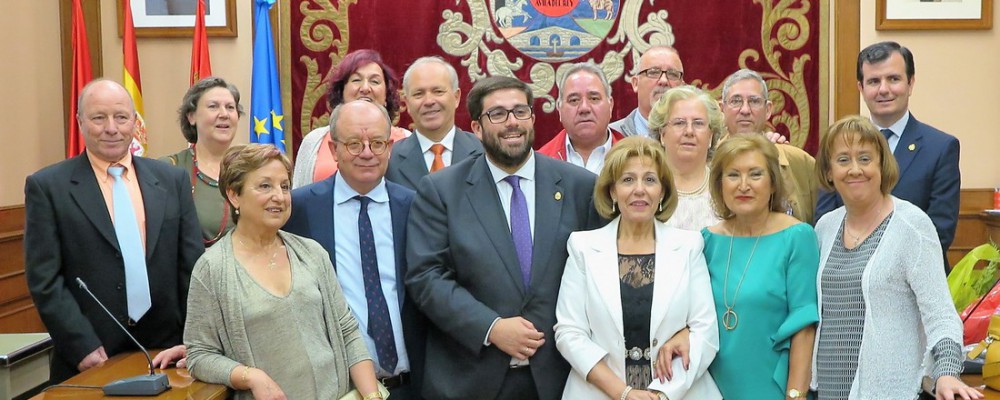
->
xmin=555 ymin=137 xmax=721 ymax=400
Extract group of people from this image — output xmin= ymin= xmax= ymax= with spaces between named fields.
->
xmin=24 ymin=39 xmax=974 ymax=400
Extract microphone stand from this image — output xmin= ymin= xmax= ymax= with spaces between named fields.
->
xmin=76 ymin=277 xmax=170 ymax=396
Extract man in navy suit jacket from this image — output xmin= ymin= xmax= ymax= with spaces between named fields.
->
xmin=815 ymin=41 xmax=960 ymax=268
xmin=284 ymin=100 xmax=424 ymax=399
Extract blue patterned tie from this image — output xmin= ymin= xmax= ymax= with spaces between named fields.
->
xmin=108 ymin=166 xmax=151 ymax=321
xmin=355 ymin=196 xmax=398 ymax=373
xmin=504 ymin=175 xmax=532 ymax=288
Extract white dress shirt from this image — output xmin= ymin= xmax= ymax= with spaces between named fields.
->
xmin=415 ymin=126 xmax=457 ymax=170
xmin=874 ymin=111 xmax=910 ymax=154
xmin=565 ymin=130 xmax=613 ymax=174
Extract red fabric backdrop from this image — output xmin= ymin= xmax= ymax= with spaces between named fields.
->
xmin=288 ymin=0 xmax=823 ymax=154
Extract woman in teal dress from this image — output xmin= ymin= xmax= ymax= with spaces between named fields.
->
xmin=701 ymin=135 xmax=819 ymax=399
xmin=161 ymin=77 xmax=243 ymax=246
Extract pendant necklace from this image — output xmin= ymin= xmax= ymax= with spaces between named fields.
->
xmin=721 ymin=215 xmax=767 ymax=331
xmin=190 ymin=145 xmax=230 ymax=246
xmin=238 ymin=236 xmax=281 ymax=270
xmin=845 ymin=201 xmax=886 ymax=248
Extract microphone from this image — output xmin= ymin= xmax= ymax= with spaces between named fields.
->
xmin=76 ymin=277 xmax=170 ymax=396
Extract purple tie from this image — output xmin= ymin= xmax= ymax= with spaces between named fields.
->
xmin=356 ymin=196 xmax=398 ymax=373
xmin=504 ymin=175 xmax=532 ymax=288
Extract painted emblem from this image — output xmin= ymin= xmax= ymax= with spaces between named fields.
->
xmin=491 ymin=0 xmax=620 ymax=62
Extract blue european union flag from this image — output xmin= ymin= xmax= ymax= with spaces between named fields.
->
xmin=249 ymin=0 xmax=285 ymax=152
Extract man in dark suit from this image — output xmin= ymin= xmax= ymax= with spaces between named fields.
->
xmin=405 ymin=76 xmax=602 ymax=400
xmin=815 ymin=41 xmax=960 ymax=268
xmin=385 ymin=56 xmax=483 ymax=190
xmin=284 ymin=100 xmax=423 ymax=399
xmin=24 ymin=79 xmax=204 ymax=382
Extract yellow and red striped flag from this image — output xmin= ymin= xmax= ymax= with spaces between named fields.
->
xmin=122 ymin=0 xmax=147 ymax=155
xmin=67 ymin=0 xmax=92 ymax=158
xmin=190 ymin=0 xmax=212 ymax=85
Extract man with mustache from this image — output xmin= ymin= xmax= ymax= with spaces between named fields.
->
xmin=538 ymin=62 xmax=625 ymax=174
xmin=386 ymin=56 xmax=483 ymax=190
xmin=610 ymin=45 xmax=686 ymax=137
xmin=405 ymin=76 xmax=602 ymax=399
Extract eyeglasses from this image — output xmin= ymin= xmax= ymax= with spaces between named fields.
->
xmin=725 ymin=96 xmax=766 ymax=110
xmin=480 ymin=105 xmax=533 ymax=124
xmin=336 ymin=138 xmax=390 ymax=155
xmin=667 ymin=118 xmax=708 ymax=131
xmin=637 ymin=67 xmax=684 ymax=83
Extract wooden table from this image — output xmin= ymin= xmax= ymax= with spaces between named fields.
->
xmin=964 ymin=374 xmax=1000 ymax=399
xmin=30 ymin=351 xmax=228 ymax=399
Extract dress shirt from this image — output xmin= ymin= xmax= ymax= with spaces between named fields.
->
xmin=332 ymin=173 xmax=410 ymax=377
xmin=633 ymin=110 xmax=651 ymax=137
xmin=565 ymin=130 xmax=613 ymax=174
xmin=415 ymin=126 xmax=457 ymax=171
xmin=87 ymin=150 xmax=146 ymax=246
xmin=875 ymin=111 xmax=911 ymax=154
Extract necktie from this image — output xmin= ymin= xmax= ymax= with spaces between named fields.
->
xmin=355 ymin=196 xmax=398 ymax=373
xmin=880 ymin=128 xmax=893 ymax=142
xmin=430 ymin=144 xmax=445 ymax=172
xmin=108 ymin=166 xmax=151 ymax=322
xmin=504 ymin=175 xmax=532 ymax=288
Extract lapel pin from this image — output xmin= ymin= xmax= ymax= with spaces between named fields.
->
xmin=554 ymin=192 xmax=562 ymax=201
xmin=908 ymin=143 xmax=916 ymax=151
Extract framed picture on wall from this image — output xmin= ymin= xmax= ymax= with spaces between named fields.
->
xmin=877 ymin=0 xmax=993 ymax=30
xmin=117 ymin=0 xmax=238 ymax=38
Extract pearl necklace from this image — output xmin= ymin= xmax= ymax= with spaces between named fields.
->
xmin=676 ymin=166 xmax=710 ymax=196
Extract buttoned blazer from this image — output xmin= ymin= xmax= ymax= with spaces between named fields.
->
xmin=404 ymin=153 xmax=603 ymax=400
xmin=815 ymin=115 xmax=960 ymax=264
xmin=24 ymin=153 xmax=204 ymax=382
xmin=554 ymin=217 xmax=722 ymax=400
xmin=282 ymin=175 xmax=426 ymax=394
xmin=384 ymin=129 xmax=483 ymax=191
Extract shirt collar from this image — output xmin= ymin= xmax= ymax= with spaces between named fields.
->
xmin=565 ymin=128 xmax=614 ymax=158
xmin=415 ymin=126 xmax=457 ymax=153
xmin=486 ymin=151 xmax=536 ymax=185
xmin=874 ymin=111 xmax=910 ymax=138
xmin=333 ymin=171 xmax=389 ymax=205
xmin=87 ymin=149 xmax=134 ymax=183
xmin=633 ymin=110 xmax=650 ymax=136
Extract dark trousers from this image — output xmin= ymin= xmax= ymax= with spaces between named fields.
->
xmin=495 ymin=367 xmax=539 ymax=400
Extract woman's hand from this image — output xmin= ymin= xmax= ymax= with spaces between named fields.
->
xmin=655 ymin=328 xmax=690 ymax=382
xmin=247 ymin=368 xmax=287 ymax=400
xmin=626 ymin=389 xmax=663 ymax=400
xmin=151 ymin=345 xmax=186 ymax=369
xmin=935 ymin=376 xmax=984 ymax=400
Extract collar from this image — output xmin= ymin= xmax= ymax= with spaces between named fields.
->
xmin=565 ymin=128 xmax=614 ymax=158
xmin=333 ymin=171 xmax=389 ymax=205
xmin=633 ymin=110 xmax=650 ymax=136
xmin=87 ymin=149 xmax=135 ymax=183
xmin=873 ymin=111 xmax=910 ymax=138
xmin=486 ymin=151 xmax=536 ymax=185
xmin=415 ymin=126 xmax=457 ymax=153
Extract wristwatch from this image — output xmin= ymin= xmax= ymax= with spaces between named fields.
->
xmin=787 ymin=388 xmax=806 ymax=398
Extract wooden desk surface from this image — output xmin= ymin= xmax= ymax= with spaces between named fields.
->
xmin=30 ymin=351 xmax=228 ymax=399
xmin=964 ymin=374 xmax=1000 ymax=399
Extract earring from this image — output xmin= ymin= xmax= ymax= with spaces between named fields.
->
xmin=612 ymin=201 xmax=617 ymax=213
xmin=658 ymin=200 xmax=663 ymax=212
xmin=235 ymin=208 xmax=240 ymax=216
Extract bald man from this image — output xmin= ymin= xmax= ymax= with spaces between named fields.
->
xmin=610 ymin=46 xmax=686 ymax=137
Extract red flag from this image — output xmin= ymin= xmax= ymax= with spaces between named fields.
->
xmin=190 ymin=0 xmax=212 ymax=85
xmin=67 ymin=0 xmax=93 ymax=158
xmin=122 ymin=0 xmax=147 ymax=155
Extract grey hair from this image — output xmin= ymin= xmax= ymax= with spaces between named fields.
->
xmin=648 ymin=85 xmax=724 ymax=160
xmin=556 ymin=62 xmax=612 ymax=107
xmin=403 ymin=56 xmax=459 ymax=94
xmin=628 ymin=45 xmax=681 ymax=77
xmin=328 ymin=100 xmax=392 ymax=141
xmin=721 ymin=68 xmax=768 ymax=101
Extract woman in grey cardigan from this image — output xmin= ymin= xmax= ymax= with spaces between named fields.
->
xmin=811 ymin=116 xmax=980 ymax=400
xmin=184 ymin=144 xmax=382 ymax=399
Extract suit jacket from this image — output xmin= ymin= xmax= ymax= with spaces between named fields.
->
xmin=24 ymin=153 xmax=204 ymax=382
xmin=282 ymin=175 xmax=426 ymax=397
xmin=609 ymin=108 xmax=644 ymax=137
xmin=536 ymin=128 xmax=626 ymax=162
xmin=554 ymin=218 xmax=721 ymax=400
xmin=385 ymin=128 xmax=483 ymax=191
xmin=815 ymin=114 xmax=960 ymax=264
xmin=405 ymin=153 xmax=603 ymax=400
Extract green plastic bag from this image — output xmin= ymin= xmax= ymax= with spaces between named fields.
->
xmin=948 ymin=243 xmax=1000 ymax=312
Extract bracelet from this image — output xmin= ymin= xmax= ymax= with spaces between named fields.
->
xmin=620 ymin=385 xmax=633 ymax=400
xmin=241 ymin=366 xmax=251 ymax=387
xmin=362 ymin=391 xmax=383 ymax=400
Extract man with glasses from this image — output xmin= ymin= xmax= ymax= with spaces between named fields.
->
xmin=285 ymin=100 xmax=425 ymax=399
xmin=386 ymin=56 xmax=484 ymax=190
xmin=719 ymin=69 xmax=817 ymax=224
xmin=539 ymin=62 xmax=625 ymax=174
xmin=610 ymin=45 xmax=685 ymax=137
xmin=405 ymin=76 xmax=602 ymax=400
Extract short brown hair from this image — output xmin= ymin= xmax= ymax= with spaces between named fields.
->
xmin=815 ymin=115 xmax=899 ymax=195
xmin=219 ymin=144 xmax=292 ymax=223
xmin=709 ymin=135 xmax=786 ymax=220
xmin=178 ymin=77 xmax=244 ymax=143
xmin=594 ymin=136 xmax=678 ymax=221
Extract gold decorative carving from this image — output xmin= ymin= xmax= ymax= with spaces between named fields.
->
xmin=297 ymin=0 xmax=355 ymax=135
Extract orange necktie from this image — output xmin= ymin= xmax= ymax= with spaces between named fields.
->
xmin=430 ymin=144 xmax=445 ymax=172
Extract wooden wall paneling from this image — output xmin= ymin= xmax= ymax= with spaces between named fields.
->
xmin=950 ymin=189 xmax=994 ymax=267
xmin=834 ymin=0 xmax=861 ymax=120
xmin=0 ymin=205 xmax=44 ymax=333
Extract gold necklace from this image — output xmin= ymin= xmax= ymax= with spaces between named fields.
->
xmin=721 ymin=215 xmax=768 ymax=331
xmin=845 ymin=201 xmax=886 ymax=248
xmin=237 ymin=236 xmax=281 ymax=270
